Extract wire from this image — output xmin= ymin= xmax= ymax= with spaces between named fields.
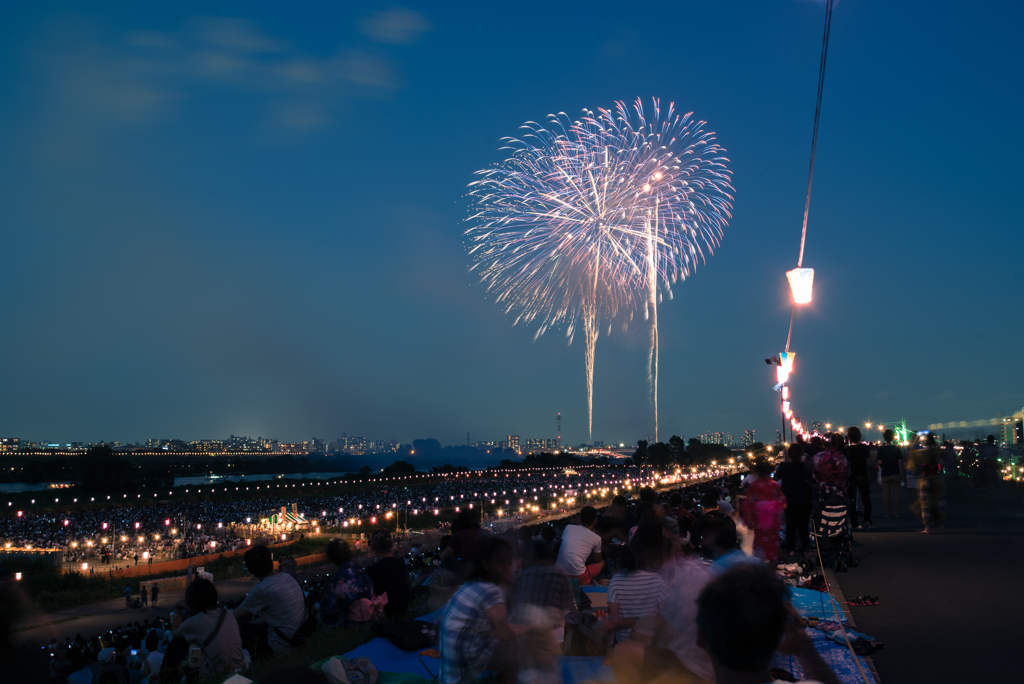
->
xmin=786 ymin=0 xmax=835 ymax=354
xmin=814 ymin=516 xmax=873 ymax=684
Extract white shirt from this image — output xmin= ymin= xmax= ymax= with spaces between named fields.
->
xmin=555 ymin=524 xmax=601 ymax=576
xmin=237 ymin=572 xmax=307 ymax=653
xmin=146 ymin=649 xmax=164 ymax=673
xmin=178 ymin=608 xmax=245 ymax=674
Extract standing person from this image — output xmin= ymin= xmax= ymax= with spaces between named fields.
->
xmin=811 ymin=433 xmax=850 ymax=510
xmin=151 ymin=583 xmax=159 ymax=607
xmin=776 ymin=443 xmax=813 ymax=555
xmin=124 ymin=585 xmax=132 ymax=608
xmin=554 ymin=506 xmax=605 ymax=585
xmin=140 ymin=585 xmax=148 ymax=609
xmin=439 ymin=537 xmax=527 ymax=684
xmin=739 ymin=462 xmax=786 ymax=566
xmin=912 ymin=434 xmax=946 ymax=534
xmin=877 ymin=430 xmax=904 ymax=517
xmin=846 ymin=427 xmax=873 ymax=529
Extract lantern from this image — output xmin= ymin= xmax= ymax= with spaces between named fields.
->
xmin=786 ymin=268 xmax=815 ymax=304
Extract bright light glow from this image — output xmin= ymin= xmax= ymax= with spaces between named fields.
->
xmin=786 ymin=267 xmax=814 ymax=304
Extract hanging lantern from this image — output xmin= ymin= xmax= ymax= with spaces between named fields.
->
xmin=786 ymin=268 xmax=815 ymax=304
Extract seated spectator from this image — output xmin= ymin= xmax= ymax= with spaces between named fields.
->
xmin=367 ymin=529 xmax=412 ymax=620
xmin=605 ymin=540 xmax=668 ymax=647
xmin=234 ymin=545 xmax=307 ymax=658
xmin=320 ymin=539 xmax=385 ymax=626
xmin=697 ymin=565 xmax=840 ymax=684
xmin=509 ymin=540 xmax=574 ymax=684
xmin=555 ymin=506 xmax=605 ymax=585
xmin=694 ymin=512 xmax=762 ymax=576
xmin=144 ymin=630 xmax=163 ymax=675
xmin=440 ymin=510 xmax=491 ymax=578
xmin=164 ymin=578 xmax=245 ymax=678
xmin=440 ymin=536 xmax=528 ymax=684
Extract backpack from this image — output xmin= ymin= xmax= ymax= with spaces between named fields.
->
xmin=186 ymin=607 xmax=227 ymax=672
xmin=563 ymin=611 xmax=606 ymax=657
xmin=379 ymin=620 xmax=438 ymax=651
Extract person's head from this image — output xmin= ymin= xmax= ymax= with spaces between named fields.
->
xmin=144 ymin=631 xmax=158 ymax=653
xmin=455 ymin=509 xmax=479 ymax=531
xmin=694 ymin=512 xmax=738 ymax=559
xmin=579 ymin=506 xmax=599 ymax=529
xmin=883 ymin=429 xmax=895 ymax=444
xmin=325 ymin=538 xmax=353 ymax=567
xmin=926 ymin=433 xmax=936 ymax=447
xmin=700 ymin=493 xmax=719 ymax=512
xmin=847 ymin=426 xmax=862 ymax=443
xmin=829 ymin=433 xmax=846 ymax=451
xmin=639 ymin=487 xmax=656 ymax=503
xmin=668 ymin=492 xmax=683 ymax=508
xmin=611 ymin=495 xmax=628 ymax=509
xmin=370 ymin=529 xmax=393 ymax=555
xmin=631 ymin=509 xmax=666 ymax=569
xmin=697 ymin=565 xmax=790 ymax=674
xmin=752 ymin=461 xmax=772 ymax=478
xmin=787 ymin=442 xmax=804 ymax=463
xmin=243 ymin=545 xmax=274 ymax=579
xmin=469 ymin=536 xmax=514 ymax=585
xmin=184 ymin=578 xmax=218 ymax=613
xmin=987 ymin=435 xmax=995 ymax=444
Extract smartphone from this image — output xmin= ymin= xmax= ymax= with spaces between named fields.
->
xmin=131 ymin=650 xmax=137 ymax=656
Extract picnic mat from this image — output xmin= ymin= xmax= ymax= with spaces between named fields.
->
xmin=338 ymin=587 xmax=870 ymax=684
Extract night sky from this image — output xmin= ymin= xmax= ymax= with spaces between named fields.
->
xmin=1 ymin=1 xmax=1021 ymax=448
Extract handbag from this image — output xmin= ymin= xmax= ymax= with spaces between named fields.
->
xmin=187 ymin=607 xmax=227 ymax=671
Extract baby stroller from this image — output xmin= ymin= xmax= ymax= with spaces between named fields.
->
xmin=811 ymin=494 xmax=858 ymax=572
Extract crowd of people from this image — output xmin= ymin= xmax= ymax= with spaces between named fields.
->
xmin=1 ymin=468 xmax=651 ymax=571
xmin=10 ymin=434 xmax=988 ymax=683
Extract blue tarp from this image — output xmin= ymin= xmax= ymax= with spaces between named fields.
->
xmin=339 ymin=587 xmax=873 ymax=684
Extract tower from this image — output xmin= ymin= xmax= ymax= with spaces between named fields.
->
xmin=557 ymin=413 xmax=562 ymax=449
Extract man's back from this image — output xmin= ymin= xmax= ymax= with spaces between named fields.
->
xmin=237 ymin=572 xmax=306 ymax=652
xmin=555 ymin=524 xmax=600 ymax=576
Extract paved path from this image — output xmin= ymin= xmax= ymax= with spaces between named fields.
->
xmin=833 ymin=478 xmax=1023 ymax=683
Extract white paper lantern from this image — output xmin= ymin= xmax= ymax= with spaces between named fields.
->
xmin=786 ymin=268 xmax=815 ymax=304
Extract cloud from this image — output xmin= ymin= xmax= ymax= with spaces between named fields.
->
xmin=360 ymin=8 xmax=432 ymax=45
xmin=42 ymin=13 xmax=428 ymax=133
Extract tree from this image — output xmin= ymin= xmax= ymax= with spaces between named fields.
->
xmin=382 ymin=460 xmax=416 ymax=476
xmin=647 ymin=442 xmax=674 ymax=467
xmin=633 ymin=440 xmax=649 ymax=464
xmin=74 ymin=445 xmax=138 ymax=493
xmin=358 ymin=465 xmax=372 ymax=477
xmin=412 ymin=438 xmax=442 ymax=455
xmin=669 ymin=435 xmax=687 ymax=463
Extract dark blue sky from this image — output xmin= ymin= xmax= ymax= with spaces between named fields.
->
xmin=1 ymin=1 xmax=1021 ymax=447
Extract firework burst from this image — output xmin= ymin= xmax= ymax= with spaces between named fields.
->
xmin=466 ymin=99 xmax=733 ymax=442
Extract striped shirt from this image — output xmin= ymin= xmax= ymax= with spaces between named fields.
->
xmin=440 ymin=580 xmax=505 ymax=684
xmin=608 ymin=570 xmax=667 ymax=643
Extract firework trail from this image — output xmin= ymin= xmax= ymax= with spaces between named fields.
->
xmin=465 ymin=100 xmax=733 ymax=442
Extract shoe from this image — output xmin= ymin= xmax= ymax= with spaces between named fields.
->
xmin=863 ymin=521 xmax=872 ymax=529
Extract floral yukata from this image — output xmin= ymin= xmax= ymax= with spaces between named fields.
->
xmin=741 ymin=476 xmax=787 ymax=563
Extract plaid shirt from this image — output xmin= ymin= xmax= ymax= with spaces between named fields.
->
xmin=509 ymin=565 xmax=574 ymax=623
xmin=440 ymin=580 xmax=504 ymax=684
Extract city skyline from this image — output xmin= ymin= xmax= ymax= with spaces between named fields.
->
xmin=0 ymin=2 xmax=1020 ymax=447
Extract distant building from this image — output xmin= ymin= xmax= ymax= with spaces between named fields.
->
xmin=810 ymin=421 xmax=823 ymax=435
xmin=507 ymin=435 xmax=520 ymax=454
xmin=699 ymin=432 xmax=724 ymax=446
xmin=740 ymin=430 xmax=756 ymax=448
xmin=0 ymin=438 xmax=20 ymax=452
xmin=723 ymin=433 xmax=736 ymax=447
